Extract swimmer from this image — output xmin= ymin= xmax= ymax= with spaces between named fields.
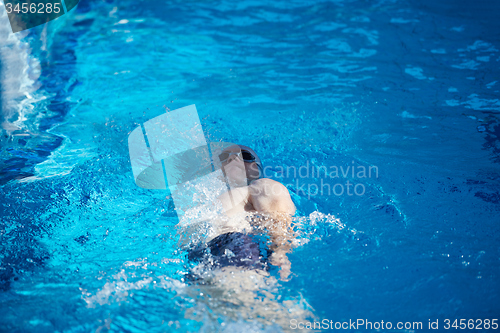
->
xmin=183 ymin=145 xmax=316 ymax=327
xmin=189 ymin=144 xmax=297 ymax=280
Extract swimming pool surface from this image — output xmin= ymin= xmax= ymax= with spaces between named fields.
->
xmin=1 ymin=0 xmax=499 ymax=331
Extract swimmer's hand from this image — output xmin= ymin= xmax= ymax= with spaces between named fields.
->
xmin=269 ymin=247 xmax=292 ymax=281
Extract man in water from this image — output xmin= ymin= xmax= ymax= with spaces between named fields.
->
xmin=189 ymin=144 xmax=297 ymax=280
xmin=183 ymin=145 xmax=315 ymax=327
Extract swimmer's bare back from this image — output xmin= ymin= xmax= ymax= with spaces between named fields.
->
xmin=218 ymin=178 xmax=296 ymax=279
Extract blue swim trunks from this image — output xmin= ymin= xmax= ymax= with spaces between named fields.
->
xmin=188 ymin=232 xmax=271 ymax=271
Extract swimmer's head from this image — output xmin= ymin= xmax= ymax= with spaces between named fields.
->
xmin=219 ymin=144 xmax=263 ymax=187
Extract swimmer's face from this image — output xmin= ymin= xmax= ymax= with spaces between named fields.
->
xmin=220 ymin=146 xmax=261 ymax=187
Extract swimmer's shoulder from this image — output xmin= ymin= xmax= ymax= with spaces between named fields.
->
xmin=249 ymin=178 xmax=288 ymax=193
xmin=248 ymin=178 xmax=296 ymax=217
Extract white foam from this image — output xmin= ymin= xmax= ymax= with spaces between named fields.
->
xmin=0 ymin=2 xmax=44 ymax=132
xmin=82 ymin=269 xmax=186 ymax=308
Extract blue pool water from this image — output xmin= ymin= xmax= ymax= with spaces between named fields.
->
xmin=1 ymin=0 xmax=499 ymax=331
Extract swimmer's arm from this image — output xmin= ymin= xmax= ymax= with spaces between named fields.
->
xmin=248 ymin=178 xmax=296 ymax=280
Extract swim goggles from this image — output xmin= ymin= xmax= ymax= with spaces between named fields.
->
xmin=219 ymin=150 xmax=256 ymax=163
